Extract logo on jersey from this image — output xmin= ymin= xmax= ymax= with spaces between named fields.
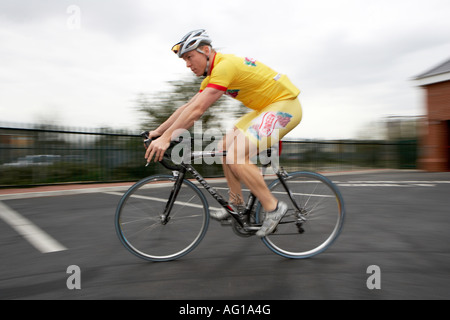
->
xmin=225 ymin=89 xmax=240 ymax=98
xmin=244 ymin=57 xmax=257 ymax=67
xmin=248 ymin=111 xmax=293 ymax=140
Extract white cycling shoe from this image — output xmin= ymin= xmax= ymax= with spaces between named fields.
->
xmin=256 ymin=201 xmax=288 ymax=237
xmin=210 ymin=204 xmax=245 ymax=221
xmin=210 ymin=207 xmax=231 ymax=221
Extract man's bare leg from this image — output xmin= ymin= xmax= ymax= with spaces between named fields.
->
xmin=222 ymin=162 xmax=244 ymax=206
xmin=222 ymin=129 xmax=278 ymax=212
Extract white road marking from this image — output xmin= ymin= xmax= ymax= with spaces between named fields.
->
xmin=335 ymin=180 xmax=450 ymax=187
xmin=104 ymin=191 xmax=222 ymax=210
xmin=0 ymin=201 xmax=67 ymax=253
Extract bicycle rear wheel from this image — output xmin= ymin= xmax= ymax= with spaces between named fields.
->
xmin=115 ymin=175 xmax=209 ymax=261
xmin=256 ymin=171 xmax=345 ymax=259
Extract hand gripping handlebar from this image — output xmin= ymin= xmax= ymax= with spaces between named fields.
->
xmin=140 ymin=131 xmax=183 ymax=171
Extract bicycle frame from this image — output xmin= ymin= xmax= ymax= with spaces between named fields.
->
xmin=160 ymin=149 xmax=293 ymax=232
xmin=141 ymin=132 xmax=298 ymax=231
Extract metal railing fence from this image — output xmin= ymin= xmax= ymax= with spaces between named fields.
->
xmin=0 ymin=124 xmax=417 ymax=187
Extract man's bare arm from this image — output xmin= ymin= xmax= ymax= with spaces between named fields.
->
xmin=150 ymin=93 xmax=201 ymax=137
xmin=145 ymin=87 xmax=224 ymax=162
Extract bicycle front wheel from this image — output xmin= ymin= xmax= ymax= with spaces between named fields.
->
xmin=256 ymin=171 xmax=345 ymax=259
xmin=115 ymin=175 xmax=209 ymax=261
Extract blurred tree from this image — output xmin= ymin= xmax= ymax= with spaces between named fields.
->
xmin=136 ymin=75 xmax=247 ymax=133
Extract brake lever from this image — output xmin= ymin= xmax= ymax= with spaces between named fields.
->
xmin=141 ymin=131 xmax=152 ymax=166
xmin=140 ymin=131 xmax=151 ymax=149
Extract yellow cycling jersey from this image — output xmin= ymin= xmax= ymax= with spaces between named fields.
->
xmin=200 ymin=53 xmax=300 ymax=111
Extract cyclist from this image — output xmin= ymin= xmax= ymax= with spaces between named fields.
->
xmin=145 ymin=29 xmax=302 ymax=237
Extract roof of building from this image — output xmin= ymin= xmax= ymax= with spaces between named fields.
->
xmin=415 ymin=57 xmax=450 ymax=86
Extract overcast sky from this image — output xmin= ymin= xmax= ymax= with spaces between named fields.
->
xmin=1 ymin=0 xmax=450 ymax=139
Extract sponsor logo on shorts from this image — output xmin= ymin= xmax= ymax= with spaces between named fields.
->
xmin=249 ymin=111 xmax=293 ymax=140
xmin=259 ymin=112 xmax=278 ymax=137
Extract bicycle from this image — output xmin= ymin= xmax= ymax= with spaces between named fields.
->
xmin=114 ymin=132 xmax=345 ymax=262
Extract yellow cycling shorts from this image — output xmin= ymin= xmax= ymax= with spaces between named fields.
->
xmin=235 ymin=97 xmax=302 ymax=150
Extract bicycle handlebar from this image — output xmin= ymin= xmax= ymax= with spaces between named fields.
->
xmin=140 ymin=131 xmax=183 ymax=171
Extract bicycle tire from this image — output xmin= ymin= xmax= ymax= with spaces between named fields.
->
xmin=256 ymin=171 xmax=345 ymax=259
xmin=115 ymin=174 xmax=210 ymax=261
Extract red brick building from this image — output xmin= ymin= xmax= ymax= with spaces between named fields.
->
xmin=415 ymin=58 xmax=450 ymax=172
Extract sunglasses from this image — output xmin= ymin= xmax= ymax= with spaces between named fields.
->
xmin=171 ymin=43 xmax=181 ymax=55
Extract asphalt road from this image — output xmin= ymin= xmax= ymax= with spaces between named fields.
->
xmin=1 ymin=170 xmax=450 ymax=301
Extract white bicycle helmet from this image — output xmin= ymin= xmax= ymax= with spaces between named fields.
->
xmin=171 ymin=29 xmax=212 ymax=58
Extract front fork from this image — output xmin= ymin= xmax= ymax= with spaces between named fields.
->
xmin=160 ymin=168 xmax=186 ymax=225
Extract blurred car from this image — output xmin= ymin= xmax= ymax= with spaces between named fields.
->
xmin=2 ymin=155 xmax=62 ymax=167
